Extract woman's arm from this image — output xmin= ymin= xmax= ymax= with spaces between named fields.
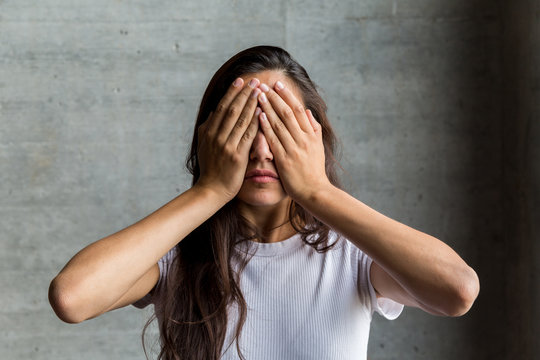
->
xmin=49 ymin=77 xmax=262 ymax=323
xmin=299 ymin=185 xmax=479 ymax=317
xmin=256 ymin=81 xmax=480 ymax=317
xmin=49 ymin=184 xmax=230 ymax=323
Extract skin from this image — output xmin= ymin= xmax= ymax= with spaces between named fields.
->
xmin=253 ymin=71 xmax=480 ymax=316
xmin=48 ymin=70 xmax=479 ymax=325
xmin=234 ymin=72 xmax=303 ymax=243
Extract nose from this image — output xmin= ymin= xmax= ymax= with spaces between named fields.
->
xmin=249 ymin=130 xmax=273 ymax=161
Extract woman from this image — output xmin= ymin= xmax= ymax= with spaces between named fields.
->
xmin=49 ymin=45 xmax=480 ymax=360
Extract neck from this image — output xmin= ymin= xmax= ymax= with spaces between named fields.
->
xmin=235 ymin=198 xmax=298 ymax=243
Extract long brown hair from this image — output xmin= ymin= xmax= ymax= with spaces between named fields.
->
xmin=143 ymin=45 xmax=344 ymax=360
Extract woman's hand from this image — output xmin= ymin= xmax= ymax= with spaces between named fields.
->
xmin=196 ymin=77 xmax=262 ymax=201
xmin=256 ymin=84 xmax=479 ymax=317
xmin=256 ymin=81 xmax=332 ymax=203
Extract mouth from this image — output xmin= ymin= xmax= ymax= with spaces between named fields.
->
xmin=245 ymin=169 xmax=279 ymax=183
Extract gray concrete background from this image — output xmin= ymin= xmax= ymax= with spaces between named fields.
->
xmin=1 ymin=0 xmax=538 ymax=359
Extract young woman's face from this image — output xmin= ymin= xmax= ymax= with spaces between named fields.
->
xmin=234 ymin=70 xmax=305 ymax=209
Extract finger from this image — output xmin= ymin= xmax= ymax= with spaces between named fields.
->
xmin=259 ymin=84 xmax=303 ymax=142
xmin=257 ymin=89 xmax=296 ymax=152
xmin=206 ymin=77 xmax=244 ymax=137
xmin=197 ymin=111 xmax=213 ymax=143
xmin=226 ymin=83 xmax=261 ymax=146
xmin=306 ymin=109 xmax=322 ymax=134
xmin=217 ymin=78 xmax=260 ymax=144
xmin=236 ymin=106 xmax=262 ymax=154
xmin=273 ymin=80 xmax=312 ymax=133
xmin=258 ymin=111 xmax=286 ymax=157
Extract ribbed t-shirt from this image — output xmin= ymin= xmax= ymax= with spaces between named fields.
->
xmin=133 ymin=230 xmax=404 ymax=359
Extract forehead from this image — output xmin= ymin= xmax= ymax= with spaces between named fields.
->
xmin=240 ymin=70 xmax=304 ymax=105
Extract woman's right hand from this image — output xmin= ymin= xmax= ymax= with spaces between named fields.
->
xmin=195 ymin=77 xmax=261 ymax=201
xmin=48 ymin=77 xmax=262 ymax=324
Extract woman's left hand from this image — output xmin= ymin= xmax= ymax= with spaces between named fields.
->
xmin=256 ymin=81 xmax=332 ymax=204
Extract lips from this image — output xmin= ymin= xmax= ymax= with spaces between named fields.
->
xmin=245 ymin=169 xmax=279 ymax=179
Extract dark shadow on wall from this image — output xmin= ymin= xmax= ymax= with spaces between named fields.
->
xmin=456 ymin=1 xmax=539 ymax=359
xmin=450 ymin=3 xmax=506 ymax=359
xmin=466 ymin=1 xmax=539 ymax=359
xmin=367 ymin=2 xmax=508 ymax=358
xmin=498 ymin=1 xmax=538 ymax=359
xmin=427 ymin=1 xmax=538 ymax=359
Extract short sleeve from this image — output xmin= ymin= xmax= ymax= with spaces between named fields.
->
xmin=357 ymin=248 xmax=404 ymax=320
xmin=132 ymin=247 xmax=176 ymax=309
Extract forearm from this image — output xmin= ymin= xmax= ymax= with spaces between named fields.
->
xmin=298 ymin=184 xmax=479 ymax=315
xmin=252 ymin=79 xmax=478 ymax=315
xmin=49 ymin=184 xmax=228 ymax=320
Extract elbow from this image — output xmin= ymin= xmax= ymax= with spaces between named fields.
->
xmin=443 ymin=266 xmax=480 ymax=317
xmin=48 ymin=276 xmax=86 ymax=324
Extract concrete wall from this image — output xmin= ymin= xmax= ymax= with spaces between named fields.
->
xmin=1 ymin=1 xmax=537 ymax=359
xmin=500 ymin=1 xmax=540 ymax=359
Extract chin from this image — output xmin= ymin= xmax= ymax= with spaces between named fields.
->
xmin=236 ymin=193 xmax=287 ymax=207
xmin=235 ymin=184 xmax=289 ymax=207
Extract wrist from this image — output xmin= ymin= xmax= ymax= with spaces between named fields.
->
xmin=192 ymin=181 xmax=234 ymax=205
xmin=293 ymin=180 xmax=336 ymax=208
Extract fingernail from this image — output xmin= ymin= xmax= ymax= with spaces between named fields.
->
xmin=259 ymin=83 xmax=270 ymax=92
xmin=233 ymin=78 xmax=243 ymax=87
xmin=259 ymin=92 xmax=268 ymax=103
xmin=248 ymin=78 xmax=259 ymax=88
xmin=255 ymin=107 xmax=261 ymax=116
xmin=251 ymin=88 xmax=261 ymax=98
xmin=275 ymin=81 xmax=284 ymax=90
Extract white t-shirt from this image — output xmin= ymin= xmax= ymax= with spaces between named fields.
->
xmin=133 ymin=230 xmax=404 ymax=359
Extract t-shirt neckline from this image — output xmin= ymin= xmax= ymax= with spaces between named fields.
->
xmin=235 ymin=232 xmax=304 ymax=257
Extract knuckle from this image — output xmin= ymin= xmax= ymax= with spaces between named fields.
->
xmin=276 ymin=119 xmax=287 ymax=132
xmin=282 ymin=107 xmax=295 ymax=119
xmin=205 ymin=126 xmax=216 ymax=138
xmin=241 ymin=128 xmax=255 ymax=142
xmin=227 ymin=106 xmax=240 ymax=118
xmin=222 ymin=142 xmax=236 ymax=156
xmin=269 ymin=136 xmax=279 ymax=147
xmin=214 ymin=136 xmax=225 ymax=148
xmin=229 ymin=151 xmax=242 ymax=163
xmin=236 ymin=114 xmax=248 ymax=128
xmin=240 ymin=132 xmax=251 ymax=143
xmin=294 ymin=104 xmax=305 ymax=114
xmin=215 ymin=103 xmax=226 ymax=115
